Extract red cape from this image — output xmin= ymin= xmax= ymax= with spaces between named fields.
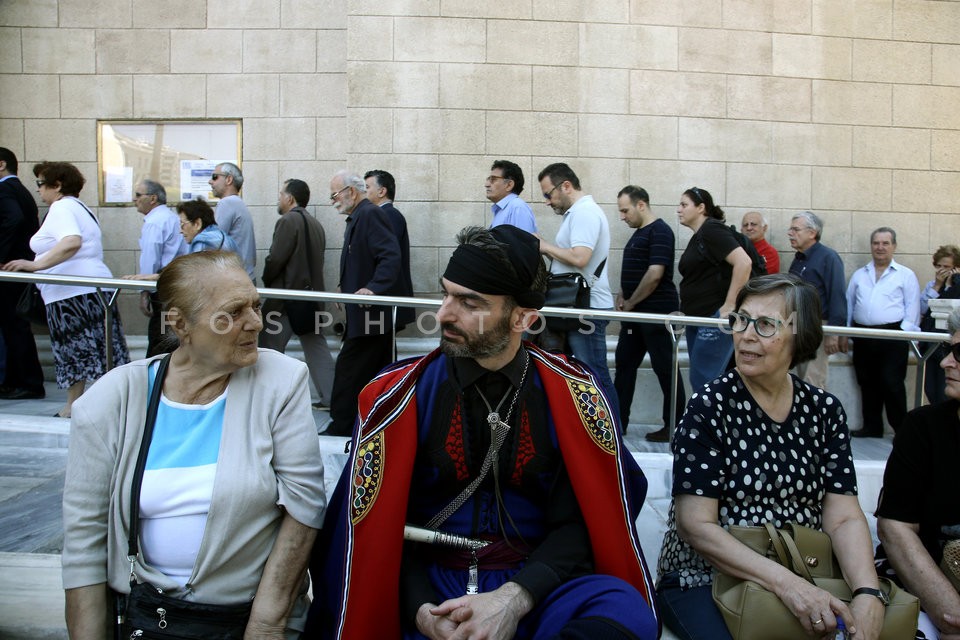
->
xmin=319 ymin=344 xmax=659 ymax=639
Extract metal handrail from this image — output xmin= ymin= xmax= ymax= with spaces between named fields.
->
xmin=3 ymin=271 xmax=948 ymax=433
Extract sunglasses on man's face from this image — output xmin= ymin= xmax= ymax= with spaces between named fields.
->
xmin=949 ymin=342 xmax=960 ymax=362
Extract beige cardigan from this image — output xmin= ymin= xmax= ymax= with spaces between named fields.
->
xmin=62 ymin=350 xmax=326 ymax=621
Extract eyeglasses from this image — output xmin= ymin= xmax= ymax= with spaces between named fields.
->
xmin=134 ymin=192 xmax=145 ymax=198
xmin=543 ymin=182 xmax=564 ymax=200
xmin=35 ymin=180 xmax=46 ymax=188
xmin=950 ymin=342 xmax=960 ymax=362
xmin=728 ymin=312 xmax=782 ymax=338
xmin=210 ymin=173 xmax=224 ymax=181
xmin=487 ymin=175 xmax=509 ymax=183
xmin=329 ymin=185 xmax=351 ymax=201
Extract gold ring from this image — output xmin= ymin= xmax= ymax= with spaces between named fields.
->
xmin=811 ymin=618 xmax=823 ymax=625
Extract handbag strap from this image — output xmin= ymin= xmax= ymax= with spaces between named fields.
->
xmin=547 ymin=257 xmax=607 ymax=283
xmin=66 ymin=196 xmax=100 ymax=226
xmin=127 ymin=354 xmax=173 ymax=562
xmin=297 ymin=210 xmax=314 ymax=288
xmin=775 ymin=526 xmax=816 ymax=584
xmin=763 ymin=522 xmax=790 ymax=567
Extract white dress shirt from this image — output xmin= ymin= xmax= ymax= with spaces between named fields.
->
xmin=846 ymin=258 xmax=921 ymax=332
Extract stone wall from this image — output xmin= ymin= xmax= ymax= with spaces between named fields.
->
xmin=1 ymin=0 xmax=959 ymax=331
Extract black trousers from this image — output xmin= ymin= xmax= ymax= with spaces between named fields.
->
xmin=614 ymin=321 xmax=684 ymax=429
xmin=0 ymin=282 xmax=44 ymax=392
xmin=327 ymin=333 xmax=393 ymax=436
xmin=852 ymin=321 xmax=908 ymax=435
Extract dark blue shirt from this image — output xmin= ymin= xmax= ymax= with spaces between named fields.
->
xmin=620 ymin=218 xmax=679 ymax=314
xmin=788 ymin=241 xmax=847 ymax=326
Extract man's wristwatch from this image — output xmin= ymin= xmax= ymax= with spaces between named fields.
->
xmin=852 ymin=586 xmax=889 ymax=606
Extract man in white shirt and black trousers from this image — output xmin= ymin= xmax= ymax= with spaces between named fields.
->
xmin=846 ymin=227 xmax=920 ymax=437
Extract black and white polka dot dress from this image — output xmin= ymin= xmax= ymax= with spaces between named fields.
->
xmin=656 ymin=370 xmax=857 ymax=589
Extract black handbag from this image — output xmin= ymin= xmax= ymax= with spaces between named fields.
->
xmin=284 ymin=210 xmax=319 ymax=336
xmin=119 ymin=354 xmax=252 ymax=639
xmin=543 ymin=259 xmax=606 ymax=331
xmin=15 ymin=283 xmax=47 ymax=325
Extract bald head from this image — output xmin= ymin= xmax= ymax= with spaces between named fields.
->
xmin=741 ymin=211 xmax=767 ymax=243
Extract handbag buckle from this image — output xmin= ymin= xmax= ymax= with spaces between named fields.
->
xmin=805 ymin=555 xmax=819 ymax=568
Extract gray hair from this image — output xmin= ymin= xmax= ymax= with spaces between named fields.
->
xmin=948 ymin=308 xmax=960 ymax=334
xmin=217 ymin=162 xmax=243 ymax=189
xmin=792 ymin=211 xmax=823 ymax=241
xmin=872 ymin=226 xmax=897 ymax=245
xmin=140 ymin=178 xmax=166 ymax=204
xmin=333 ymin=169 xmax=367 ymax=193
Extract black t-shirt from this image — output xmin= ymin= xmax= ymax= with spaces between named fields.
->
xmin=678 ymin=218 xmax=740 ymax=316
xmin=620 ymin=218 xmax=679 ymax=314
xmin=875 ymin=400 xmax=960 ymax=562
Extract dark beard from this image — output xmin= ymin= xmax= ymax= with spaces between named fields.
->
xmin=439 ymin=311 xmax=512 ymax=360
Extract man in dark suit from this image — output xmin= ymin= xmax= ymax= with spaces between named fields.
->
xmin=260 ymin=178 xmax=335 ymax=409
xmin=364 ymin=169 xmax=414 ymax=331
xmin=327 ymin=170 xmax=402 ymax=436
xmin=0 ymin=147 xmax=45 ymax=399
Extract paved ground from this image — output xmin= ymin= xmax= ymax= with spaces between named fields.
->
xmin=0 ymin=379 xmax=892 ymax=639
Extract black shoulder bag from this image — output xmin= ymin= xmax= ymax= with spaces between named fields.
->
xmin=283 ymin=211 xmax=320 ymax=336
xmin=119 ymin=354 xmax=252 ymax=640
xmin=543 ymin=259 xmax=607 ymax=331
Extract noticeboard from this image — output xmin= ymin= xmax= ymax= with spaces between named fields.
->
xmin=96 ymin=120 xmax=242 ymax=206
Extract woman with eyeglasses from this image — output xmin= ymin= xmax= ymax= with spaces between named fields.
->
xmin=875 ymin=308 xmax=960 ymax=640
xmin=918 ymin=245 xmax=960 ymax=404
xmin=676 ymin=187 xmax=753 ymax=391
xmin=176 ymin=198 xmax=241 ymax=254
xmin=655 ymin=274 xmax=885 ymax=640
xmin=1 ymin=161 xmax=129 ymax=418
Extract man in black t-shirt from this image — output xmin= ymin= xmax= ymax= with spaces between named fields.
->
xmin=876 ymin=317 xmax=960 ymax=639
xmin=613 ymin=186 xmax=684 ymax=441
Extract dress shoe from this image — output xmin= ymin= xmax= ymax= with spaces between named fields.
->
xmin=850 ymin=428 xmax=883 ymax=438
xmin=645 ymin=426 xmax=671 ymax=443
xmin=0 ymin=387 xmax=46 ymax=400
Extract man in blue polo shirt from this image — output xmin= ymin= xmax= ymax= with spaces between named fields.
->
xmin=787 ymin=210 xmax=847 ymax=390
xmin=613 ymin=186 xmax=684 ymax=442
xmin=485 ymin=160 xmax=536 ymax=234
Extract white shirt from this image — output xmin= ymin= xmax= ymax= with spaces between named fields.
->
xmin=846 ymin=258 xmax=921 ymax=332
xmin=550 ymin=194 xmax=613 ymax=309
xmin=30 ymin=196 xmax=114 ymax=304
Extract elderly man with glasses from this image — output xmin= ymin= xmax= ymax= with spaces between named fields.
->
xmin=128 ymin=179 xmax=186 ymax=356
xmin=326 ymin=169 xmax=402 ymax=437
xmin=786 ymin=211 xmax=848 ymax=391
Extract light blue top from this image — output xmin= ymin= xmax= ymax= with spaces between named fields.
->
xmin=139 ymin=205 xmax=187 ymax=275
xmin=189 ymin=224 xmax=240 ymax=255
xmin=490 ymin=193 xmax=537 ymax=234
xmin=214 ymin=195 xmax=256 ymax=279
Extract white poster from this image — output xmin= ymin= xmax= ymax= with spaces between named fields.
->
xmin=104 ymin=167 xmax=133 ymax=203
xmin=179 ymin=160 xmax=221 ymax=201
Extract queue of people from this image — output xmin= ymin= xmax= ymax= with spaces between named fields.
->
xmin=0 ymin=150 xmax=955 ymax=639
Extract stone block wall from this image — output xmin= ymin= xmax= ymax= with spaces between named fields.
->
xmin=1 ymin=0 xmax=959 ymax=333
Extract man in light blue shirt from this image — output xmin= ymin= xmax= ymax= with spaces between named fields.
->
xmin=134 ymin=179 xmax=187 ymax=356
xmin=209 ymin=162 xmax=256 ymax=281
xmin=486 ymin=160 xmax=537 ymax=234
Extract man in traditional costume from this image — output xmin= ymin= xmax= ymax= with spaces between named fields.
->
xmin=306 ymin=225 xmax=660 ymax=640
